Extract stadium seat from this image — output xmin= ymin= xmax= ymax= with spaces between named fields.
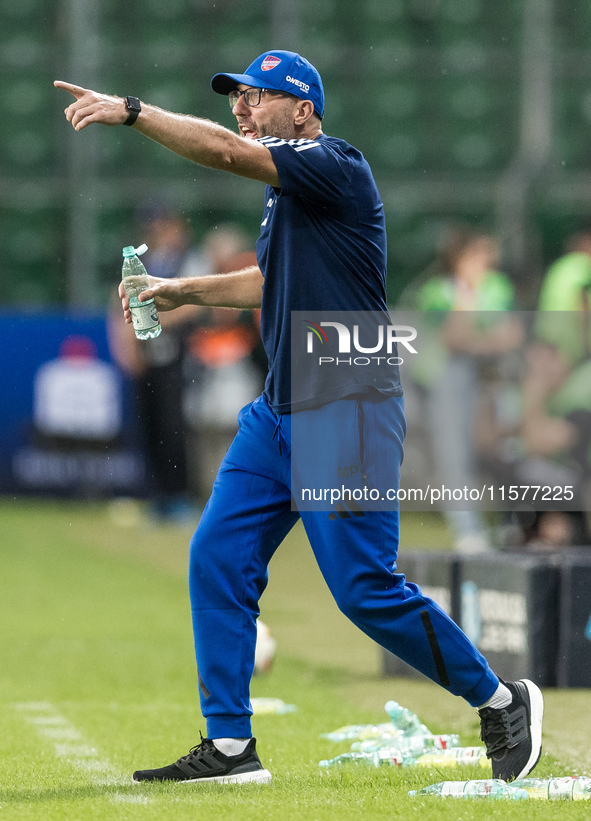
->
xmin=0 ymin=206 xmax=66 ymax=304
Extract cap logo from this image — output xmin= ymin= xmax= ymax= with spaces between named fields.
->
xmin=286 ymin=75 xmax=310 ymax=93
xmin=261 ymin=55 xmax=281 ymax=71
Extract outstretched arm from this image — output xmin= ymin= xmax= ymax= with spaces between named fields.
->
xmin=521 ymin=342 xmax=578 ymax=456
xmin=53 ymin=81 xmax=280 ymax=186
xmin=118 ymin=265 xmax=264 ymax=325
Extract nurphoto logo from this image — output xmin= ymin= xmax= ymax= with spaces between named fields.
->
xmin=303 ymin=319 xmax=418 ymax=366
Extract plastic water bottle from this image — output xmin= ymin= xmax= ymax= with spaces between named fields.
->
xmin=352 ymin=732 xmax=460 ymax=754
xmin=431 ymin=734 xmax=461 ymax=750
xmin=408 ymin=779 xmax=528 ymax=800
xmin=319 ymin=749 xmax=403 ymax=768
xmin=250 ymin=697 xmax=297 ymax=715
xmin=512 ymin=776 xmax=591 ymax=800
xmin=351 ymin=734 xmax=416 ymax=754
xmin=320 ymin=723 xmax=393 ymax=742
xmin=404 ymin=746 xmax=488 ymax=768
xmin=121 ymin=244 xmax=161 ymax=340
xmin=384 ymin=700 xmax=429 ymax=736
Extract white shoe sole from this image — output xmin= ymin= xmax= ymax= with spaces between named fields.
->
xmin=180 ymin=768 xmax=272 ymax=785
xmin=133 ymin=768 xmax=272 ymax=785
xmin=516 ymin=679 xmax=544 ymax=780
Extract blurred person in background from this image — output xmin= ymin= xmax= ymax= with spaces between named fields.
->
xmin=513 ymin=229 xmax=591 ymax=549
xmin=535 ymin=228 xmax=591 ymax=361
xmin=412 ymin=224 xmax=523 ymax=553
xmin=57 ymin=52 xmax=543 ymax=788
xmin=515 ymin=341 xmax=591 ymax=548
xmin=108 ymin=212 xmax=251 ymax=523
xmin=183 ymin=248 xmax=266 ymax=501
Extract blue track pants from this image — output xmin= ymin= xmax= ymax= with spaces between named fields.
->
xmin=188 ymin=393 xmax=498 ymax=738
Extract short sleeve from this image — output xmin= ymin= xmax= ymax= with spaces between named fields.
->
xmin=257 ymin=136 xmax=354 ymax=205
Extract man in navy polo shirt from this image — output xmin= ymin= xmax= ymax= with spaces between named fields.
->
xmin=56 ymin=51 xmax=543 ymax=786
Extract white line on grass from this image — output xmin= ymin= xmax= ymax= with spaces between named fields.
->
xmin=14 ymin=701 xmax=150 ymax=804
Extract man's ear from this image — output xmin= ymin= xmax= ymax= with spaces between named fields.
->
xmin=294 ymin=99 xmax=316 ymax=125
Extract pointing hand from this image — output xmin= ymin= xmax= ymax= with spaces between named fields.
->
xmin=54 ymin=81 xmax=129 ymax=130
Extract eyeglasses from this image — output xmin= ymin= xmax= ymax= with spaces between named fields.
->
xmin=228 ymin=87 xmax=289 ymax=109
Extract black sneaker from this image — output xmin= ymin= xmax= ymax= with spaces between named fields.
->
xmin=479 ymin=679 xmax=544 ymax=782
xmin=132 ymin=736 xmax=271 ymax=784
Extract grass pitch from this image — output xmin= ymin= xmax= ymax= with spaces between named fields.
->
xmin=0 ymin=499 xmax=588 ymax=820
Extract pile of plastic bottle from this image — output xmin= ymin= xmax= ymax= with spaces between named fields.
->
xmin=319 ymin=699 xmax=480 ymax=769
xmin=409 ymin=776 xmax=591 ymax=801
xmin=319 ymin=700 xmax=591 ymax=801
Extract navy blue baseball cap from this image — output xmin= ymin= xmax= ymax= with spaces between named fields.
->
xmin=211 ymin=50 xmax=325 ymax=118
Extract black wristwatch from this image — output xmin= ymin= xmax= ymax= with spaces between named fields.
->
xmin=123 ymin=96 xmax=141 ymax=126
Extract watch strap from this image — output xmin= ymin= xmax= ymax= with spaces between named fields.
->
xmin=124 ymin=96 xmax=141 ymax=126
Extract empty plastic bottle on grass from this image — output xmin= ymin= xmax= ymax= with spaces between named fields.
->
xmin=404 ymin=746 xmax=488 ymax=769
xmin=319 ymin=749 xmax=404 ymax=768
xmin=250 ymin=697 xmax=297 ymax=715
xmin=384 ymin=700 xmax=429 ymax=736
xmin=512 ymin=776 xmax=591 ymax=800
xmin=121 ymin=244 xmax=161 ymax=340
xmin=352 ymin=732 xmax=460 ymax=754
xmin=351 ymin=735 xmax=417 ymax=755
xmin=408 ymin=779 xmax=528 ymax=800
xmin=320 ymin=723 xmax=394 ymax=742
xmin=322 ymin=703 xmax=428 ymax=743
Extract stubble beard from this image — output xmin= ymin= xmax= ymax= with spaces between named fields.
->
xmin=246 ymin=107 xmax=297 ymax=141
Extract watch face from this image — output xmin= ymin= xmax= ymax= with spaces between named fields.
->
xmin=126 ymin=96 xmax=141 ymax=112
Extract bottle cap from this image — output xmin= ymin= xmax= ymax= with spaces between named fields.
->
xmin=122 ymin=243 xmax=148 ymax=258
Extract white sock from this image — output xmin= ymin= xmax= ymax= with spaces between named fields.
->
xmin=477 ymin=682 xmax=512 ymax=710
xmin=212 ymin=737 xmax=250 ymax=756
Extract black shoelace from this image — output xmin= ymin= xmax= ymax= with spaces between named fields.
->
xmin=480 ymin=708 xmax=513 ymax=756
xmin=177 ymin=732 xmax=216 ymax=764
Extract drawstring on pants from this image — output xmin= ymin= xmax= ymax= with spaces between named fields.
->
xmin=271 ymin=415 xmax=284 ymax=456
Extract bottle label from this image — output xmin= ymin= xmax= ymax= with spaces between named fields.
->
xmin=377 ymin=749 xmax=403 ymax=766
xmin=549 ymin=778 xmax=575 ymax=800
xmin=457 ymin=747 xmax=482 ymax=762
xmin=130 ymin=298 xmax=159 ymax=331
xmin=441 ymin=782 xmax=468 ymax=797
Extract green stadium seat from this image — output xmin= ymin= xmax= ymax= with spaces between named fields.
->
xmin=2 ymin=127 xmax=53 ymax=171
xmin=0 ymin=206 xmax=66 ymax=305
xmin=137 ymin=29 xmax=193 ymax=64
xmin=0 ymin=77 xmax=51 ymax=116
xmin=142 ymin=0 xmax=192 ymax=19
xmin=446 ymin=81 xmax=497 ymax=120
xmin=553 ymin=1 xmax=591 ymax=50
xmin=441 ymin=0 xmax=484 ymax=26
xmin=554 ymin=132 xmax=591 ymax=169
xmin=363 ymin=0 xmax=406 ymax=25
xmin=450 ymin=131 xmax=498 ymax=169
xmin=365 ymin=39 xmax=416 ymax=74
xmin=553 ymin=82 xmax=591 ymax=168
xmin=375 ymin=133 xmax=421 ymax=171
xmin=139 ymin=73 xmax=196 ymax=110
xmin=0 ymin=34 xmax=47 ymax=68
